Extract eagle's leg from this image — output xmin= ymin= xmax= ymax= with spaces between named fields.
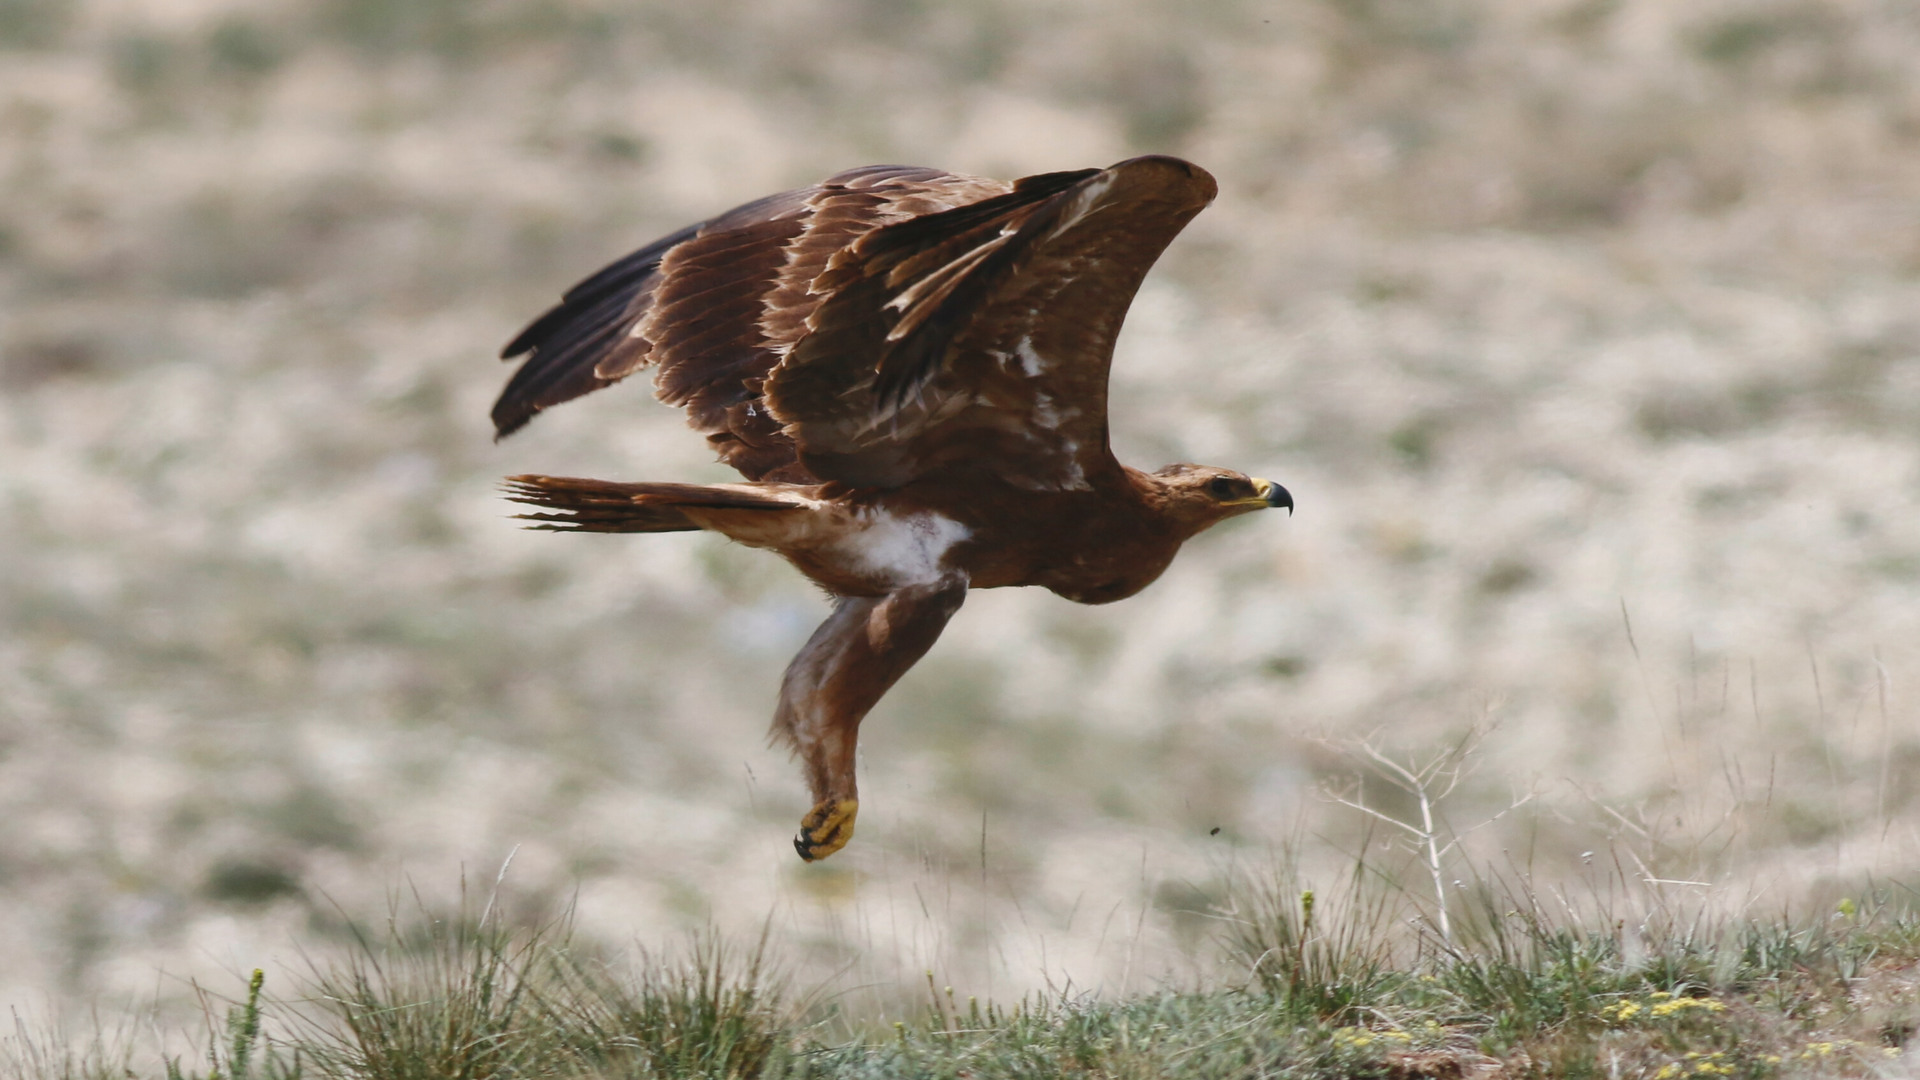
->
xmin=773 ymin=577 xmax=968 ymax=861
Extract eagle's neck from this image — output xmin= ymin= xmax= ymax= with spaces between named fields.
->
xmin=1122 ymin=465 xmax=1230 ymax=541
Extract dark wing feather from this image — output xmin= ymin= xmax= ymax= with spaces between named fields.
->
xmin=491 ymin=184 xmax=815 ymax=443
xmin=492 ymin=220 xmax=701 ymax=438
xmin=492 ymin=165 xmax=1008 ymax=482
xmin=763 ymin=155 xmax=1218 ymax=490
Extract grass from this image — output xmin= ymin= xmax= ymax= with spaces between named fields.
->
xmin=12 ymin=740 xmax=1916 ymax=1079
xmin=9 ymin=864 xmax=1917 ymax=1080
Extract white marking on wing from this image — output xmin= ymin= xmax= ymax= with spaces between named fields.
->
xmin=1058 ymin=455 xmax=1088 ymax=490
xmin=1049 ymin=172 xmax=1116 ymax=236
xmin=1014 ymin=336 xmax=1045 ymax=377
xmin=1031 ymin=390 xmax=1083 ymax=442
xmin=1031 ymin=392 xmax=1081 ymax=430
xmin=1008 ymin=450 xmax=1091 ymax=493
xmin=883 ymin=241 xmax=1004 ymax=334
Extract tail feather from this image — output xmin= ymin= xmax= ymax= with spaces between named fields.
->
xmin=503 ymin=475 xmax=801 ymax=533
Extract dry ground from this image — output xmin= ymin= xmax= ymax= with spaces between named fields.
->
xmin=3 ymin=0 xmax=1920 ymax=1046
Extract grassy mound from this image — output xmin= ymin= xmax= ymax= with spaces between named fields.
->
xmin=12 ymin=870 xmax=1917 ymax=1080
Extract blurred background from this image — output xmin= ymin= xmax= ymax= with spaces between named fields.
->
xmin=4 ymin=0 xmax=1920 ymax=1029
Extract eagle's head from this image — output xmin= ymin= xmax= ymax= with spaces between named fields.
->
xmin=1148 ymin=464 xmax=1293 ymax=537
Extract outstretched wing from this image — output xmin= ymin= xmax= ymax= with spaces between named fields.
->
xmin=763 ymin=155 xmax=1217 ymax=490
xmin=493 ymin=166 xmax=1010 ymax=481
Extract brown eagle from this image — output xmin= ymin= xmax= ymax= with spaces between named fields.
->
xmin=493 ymin=155 xmax=1291 ymax=861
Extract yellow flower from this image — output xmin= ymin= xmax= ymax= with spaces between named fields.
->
xmin=1600 ymin=1000 xmax=1643 ymax=1022
xmin=1655 ymin=1065 xmax=1680 ymax=1080
xmin=1331 ymin=1026 xmax=1375 ymax=1049
xmin=1650 ymin=990 xmax=1673 ymax=999
xmin=1650 ymin=997 xmax=1727 ymax=1017
xmin=1332 ymin=1026 xmax=1418 ymax=1051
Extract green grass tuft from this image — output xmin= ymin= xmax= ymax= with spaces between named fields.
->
xmin=261 ymin=900 xmax=789 ymax=1080
xmin=1226 ymin=854 xmax=1406 ymax=1026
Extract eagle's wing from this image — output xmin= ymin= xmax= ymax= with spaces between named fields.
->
xmin=763 ymin=155 xmax=1217 ymax=490
xmin=493 ymin=166 xmax=1011 ymax=481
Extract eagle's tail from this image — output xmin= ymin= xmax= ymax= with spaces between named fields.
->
xmin=502 ymin=475 xmax=802 ymax=533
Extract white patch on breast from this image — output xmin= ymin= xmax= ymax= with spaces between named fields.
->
xmin=841 ymin=510 xmax=971 ymax=586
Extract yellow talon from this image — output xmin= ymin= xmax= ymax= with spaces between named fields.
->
xmin=794 ymin=798 xmax=858 ymax=861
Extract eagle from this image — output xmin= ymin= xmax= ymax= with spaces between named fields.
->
xmin=492 ymin=155 xmax=1291 ymax=861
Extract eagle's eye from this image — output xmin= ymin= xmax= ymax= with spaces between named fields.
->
xmin=1206 ymin=476 xmax=1240 ymax=499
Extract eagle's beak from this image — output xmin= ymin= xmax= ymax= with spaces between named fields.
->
xmin=1254 ymin=478 xmax=1293 ymax=515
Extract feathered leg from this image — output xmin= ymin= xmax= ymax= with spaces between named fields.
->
xmin=774 ymin=578 xmax=968 ymax=861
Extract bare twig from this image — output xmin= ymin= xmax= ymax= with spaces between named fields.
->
xmin=1317 ymin=725 xmax=1532 ymax=947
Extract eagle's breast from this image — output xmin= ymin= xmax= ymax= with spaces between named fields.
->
xmin=827 ymin=508 xmax=973 ymax=590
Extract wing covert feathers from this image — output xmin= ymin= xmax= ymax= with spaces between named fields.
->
xmin=493 ymin=155 xmax=1216 ymax=491
xmin=493 ymin=165 xmax=1006 ymax=479
xmin=766 ymin=156 xmax=1217 ymax=488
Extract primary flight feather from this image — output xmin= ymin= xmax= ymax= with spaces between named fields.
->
xmin=493 ymin=155 xmax=1291 ymax=860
